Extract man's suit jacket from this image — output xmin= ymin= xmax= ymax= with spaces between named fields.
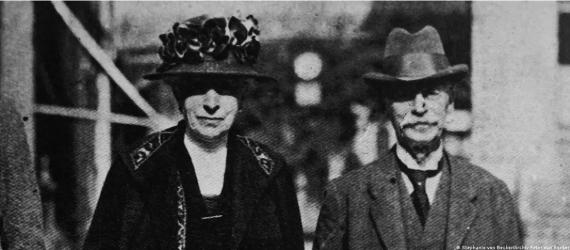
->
xmin=313 ymin=149 xmax=523 ymax=250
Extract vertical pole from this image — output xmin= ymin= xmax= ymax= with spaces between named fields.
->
xmin=91 ymin=1 xmax=115 ymax=211
xmin=93 ymin=73 xmax=112 ymax=210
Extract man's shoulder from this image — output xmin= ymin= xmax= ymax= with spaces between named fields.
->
xmin=325 ymin=160 xmax=381 ymax=196
xmin=333 ymin=147 xmax=398 ymax=182
xmin=449 ymin=155 xmax=512 ymax=192
xmin=451 ymin=155 xmax=497 ymax=180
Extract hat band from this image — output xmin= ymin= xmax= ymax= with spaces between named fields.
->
xmin=383 ymin=53 xmax=451 ymax=79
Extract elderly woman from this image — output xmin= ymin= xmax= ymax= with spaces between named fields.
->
xmin=84 ymin=15 xmax=303 ymax=250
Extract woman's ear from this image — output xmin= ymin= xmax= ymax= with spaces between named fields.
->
xmin=178 ymin=100 xmax=186 ymax=116
xmin=237 ymin=78 xmax=252 ymax=110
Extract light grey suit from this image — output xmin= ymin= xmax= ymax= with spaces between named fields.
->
xmin=313 ymin=149 xmax=523 ymax=250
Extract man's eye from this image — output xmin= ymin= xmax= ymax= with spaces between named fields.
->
xmin=387 ymin=91 xmax=409 ymax=101
xmin=423 ymin=89 xmax=441 ymax=98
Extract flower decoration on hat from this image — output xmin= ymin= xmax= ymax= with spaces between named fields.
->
xmin=157 ymin=15 xmax=261 ymax=72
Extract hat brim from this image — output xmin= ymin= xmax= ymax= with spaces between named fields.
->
xmin=362 ymin=64 xmax=469 ymax=84
xmin=143 ymin=61 xmax=276 ymax=82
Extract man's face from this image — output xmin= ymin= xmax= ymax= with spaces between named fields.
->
xmin=176 ymin=78 xmax=242 ymax=142
xmin=385 ymin=81 xmax=454 ymax=149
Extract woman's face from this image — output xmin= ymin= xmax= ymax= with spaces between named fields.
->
xmin=184 ymin=89 xmax=239 ymax=141
xmin=173 ymin=77 xmax=243 ymax=142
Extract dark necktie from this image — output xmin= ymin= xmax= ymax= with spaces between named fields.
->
xmin=398 ymin=160 xmax=443 ymax=227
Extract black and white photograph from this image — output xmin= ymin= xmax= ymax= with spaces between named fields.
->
xmin=0 ymin=1 xmax=569 ymax=249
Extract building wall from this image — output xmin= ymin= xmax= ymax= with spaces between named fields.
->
xmin=471 ymin=2 xmax=570 ymax=245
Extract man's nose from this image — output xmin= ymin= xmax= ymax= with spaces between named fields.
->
xmin=203 ymin=89 xmax=220 ymax=115
xmin=412 ymin=93 xmax=427 ymax=115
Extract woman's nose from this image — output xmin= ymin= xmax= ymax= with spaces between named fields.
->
xmin=203 ymin=89 xmax=220 ymax=115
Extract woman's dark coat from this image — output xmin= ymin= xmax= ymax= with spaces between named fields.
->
xmin=84 ymin=122 xmax=304 ymax=250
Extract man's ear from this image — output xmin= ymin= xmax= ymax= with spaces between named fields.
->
xmin=381 ymin=97 xmax=393 ymax=116
xmin=446 ymin=101 xmax=455 ymax=113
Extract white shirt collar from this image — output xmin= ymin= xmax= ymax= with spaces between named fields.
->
xmin=395 ymin=143 xmax=443 ymax=171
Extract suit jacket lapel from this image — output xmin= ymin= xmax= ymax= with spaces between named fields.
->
xmin=369 ymin=149 xmax=408 ymax=249
xmin=445 ymin=155 xmax=480 ymax=249
xmin=228 ymin=135 xmax=282 ymax=249
xmin=421 ymin=157 xmax=451 ymax=246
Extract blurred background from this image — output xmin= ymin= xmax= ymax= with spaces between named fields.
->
xmin=1 ymin=1 xmax=570 ymax=249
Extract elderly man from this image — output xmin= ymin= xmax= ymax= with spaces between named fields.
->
xmin=84 ymin=15 xmax=303 ymax=250
xmin=313 ymin=26 xmax=523 ymax=249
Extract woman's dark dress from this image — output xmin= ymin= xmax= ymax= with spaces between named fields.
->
xmin=174 ymin=137 xmax=234 ymax=250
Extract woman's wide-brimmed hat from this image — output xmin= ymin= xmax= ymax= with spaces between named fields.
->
xmin=144 ymin=15 xmax=275 ymax=82
xmin=362 ymin=25 xmax=468 ymax=85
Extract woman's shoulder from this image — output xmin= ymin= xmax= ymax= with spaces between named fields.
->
xmin=116 ymin=124 xmax=180 ymax=172
xmin=234 ymin=135 xmax=288 ymax=176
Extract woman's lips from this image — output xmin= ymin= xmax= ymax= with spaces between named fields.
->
xmin=197 ymin=116 xmax=224 ymax=126
xmin=197 ymin=116 xmax=224 ymax=121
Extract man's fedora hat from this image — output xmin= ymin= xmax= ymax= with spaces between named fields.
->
xmin=144 ymin=15 xmax=275 ymax=82
xmin=363 ymin=25 xmax=468 ymax=84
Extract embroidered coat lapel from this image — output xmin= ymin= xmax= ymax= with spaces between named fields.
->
xmin=368 ymin=150 xmax=408 ymax=249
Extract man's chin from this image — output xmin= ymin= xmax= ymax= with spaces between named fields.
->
xmin=405 ymin=137 xmax=436 ymax=144
xmin=399 ymin=135 xmax=442 ymax=155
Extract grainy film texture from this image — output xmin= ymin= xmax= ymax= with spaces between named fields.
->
xmin=0 ymin=1 xmax=569 ymax=249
